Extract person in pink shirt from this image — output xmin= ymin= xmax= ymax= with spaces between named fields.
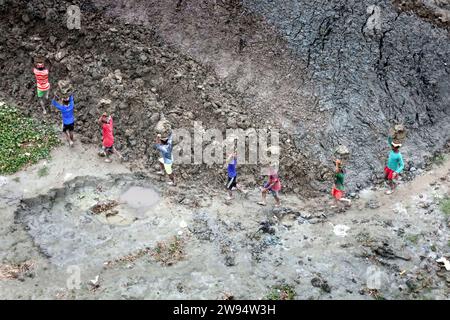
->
xmin=98 ymin=112 xmax=123 ymax=163
xmin=33 ymin=58 xmax=50 ymax=114
xmin=258 ymin=163 xmax=282 ymax=207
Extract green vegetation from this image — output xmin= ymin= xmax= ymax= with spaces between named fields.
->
xmin=439 ymin=197 xmax=450 ymax=216
xmin=431 ymin=154 xmax=446 ymax=166
xmin=405 ymin=234 xmax=420 ymax=244
xmin=0 ymin=104 xmax=59 ymax=174
xmin=266 ymin=284 xmax=296 ymax=300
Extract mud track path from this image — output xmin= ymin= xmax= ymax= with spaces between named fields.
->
xmin=1 ymin=140 xmax=448 ymax=299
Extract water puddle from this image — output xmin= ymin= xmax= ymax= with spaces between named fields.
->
xmin=119 ymin=186 xmax=160 ymax=213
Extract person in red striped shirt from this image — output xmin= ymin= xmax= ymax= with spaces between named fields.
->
xmin=33 ymin=59 xmax=50 ymax=114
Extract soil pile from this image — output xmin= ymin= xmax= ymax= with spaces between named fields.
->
xmin=0 ymin=0 xmax=449 ymax=194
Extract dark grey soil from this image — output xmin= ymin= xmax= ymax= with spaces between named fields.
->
xmin=0 ymin=0 xmax=449 ymax=196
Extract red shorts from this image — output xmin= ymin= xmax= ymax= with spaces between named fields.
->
xmin=384 ymin=167 xmax=397 ymax=180
xmin=331 ymin=186 xmax=344 ymax=200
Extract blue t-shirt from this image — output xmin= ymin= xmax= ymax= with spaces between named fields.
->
xmin=52 ymin=95 xmax=75 ymax=125
xmin=227 ymin=158 xmax=237 ymax=178
xmin=154 ymin=133 xmax=173 ymax=164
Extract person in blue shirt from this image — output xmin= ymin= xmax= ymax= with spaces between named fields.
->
xmin=384 ymin=136 xmax=404 ymax=194
xmin=225 ymin=152 xmax=238 ymax=200
xmin=154 ymin=132 xmax=176 ymax=186
xmin=52 ymin=94 xmax=75 ymax=147
xmin=223 ymin=152 xmax=247 ymax=201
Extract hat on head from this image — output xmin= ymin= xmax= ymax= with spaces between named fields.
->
xmin=391 ymin=141 xmax=402 ymax=148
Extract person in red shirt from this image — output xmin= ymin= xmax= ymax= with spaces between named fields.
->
xmin=258 ymin=163 xmax=282 ymax=207
xmin=33 ymin=59 xmax=50 ymax=114
xmin=98 ymin=112 xmax=123 ymax=163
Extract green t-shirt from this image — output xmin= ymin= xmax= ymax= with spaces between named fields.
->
xmin=334 ymin=172 xmax=345 ymax=191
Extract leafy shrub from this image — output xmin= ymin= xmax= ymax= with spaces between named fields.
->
xmin=0 ymin=104 xmax=59 ymax=174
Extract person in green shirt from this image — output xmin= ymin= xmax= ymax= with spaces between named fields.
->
xmin=331 ymin=159 xmax=351 ymax=207
xmin=384 ymin=137 xmax=404 ymax=194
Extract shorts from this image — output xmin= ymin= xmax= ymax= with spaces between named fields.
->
xmin=384 ymin=167 xmax=397 ymax=180
xmin=263 ymin=183 xmax=279 ymax=197
xmin=331 ymin=186 xmax=344 ymax=200
xmin=159 ymin=158 xmax=173 ymax=175
xmin=63 ymin=122 xmax=74 ymax=132
xmin=37 ymin=89 xmax=49 ymax=98
xmin=226 ymin=176 xmax=237 ymax=190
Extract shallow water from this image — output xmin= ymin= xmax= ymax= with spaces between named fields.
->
xmin=119 ymin=186 xmax=160 ymax=212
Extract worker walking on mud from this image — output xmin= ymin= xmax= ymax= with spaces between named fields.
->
xmin=225 ymin=152 xmax=238 ymax=200
xmin=154 ymin=132 xmax=176 ymax=186
xmin=51 ymin=94 xmax=75 ymax=147
xmin=98 ymin=112 xmax=123 ymax=163
xmin=331 ymin=159 xmax=351 ymax=207
xmin=384 ymin=137 xmax=404 ymax=194
xmin=258 ymin=163 xmax=281 ymax=207
xmin=33 ymin=59 xmax=50 ymax=114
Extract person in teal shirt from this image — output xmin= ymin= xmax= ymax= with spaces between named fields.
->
xmin=331 ymin=159 xmax=352 ymax=207
xmin=384 ymin=136 xmax=404 ymax=194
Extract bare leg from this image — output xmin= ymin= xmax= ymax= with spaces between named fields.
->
xmin=274 ymin=194 xmax=281 ymax=206
xmin=69 ymin=131 xmax=74 ymax=147
xmin=331 ymin=198 xmax=338 ymax=208
xmin=385 ymin=179 xmax=395 ymax=194
xmin=39 ymin=98 xmax=47 ymax=114
xmin=168 ymin=173 xmax=176 ymax=185
xmin=258 ymin=189 xmax=267 ymax=205
xmin=340 ymin=197 xmax=352 ymax=206
xmin=64 ymin=131 xmax=71 ymax=145
xmin=159 ymin=162 xmax=165 ymax=173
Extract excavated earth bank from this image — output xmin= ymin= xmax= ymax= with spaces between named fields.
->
xmin=0 ymin=0 xmax=448 ymax=194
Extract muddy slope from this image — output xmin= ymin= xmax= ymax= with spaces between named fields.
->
xmin=0 ymin=0 xmax=316 ymax=194
xmin=244 ymin=0 xmax=450 ymax=182
xmin=0 ymin=0 xmax=449 ymax=194
xmin=1 ymin=144 xmax=449 ymax=299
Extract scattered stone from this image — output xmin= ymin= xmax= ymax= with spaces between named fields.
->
xmin=259 ymin=220 xmax=276 ymax=235
xmin=311 ymin=276 xmax=331 ymax=293
xmin=90 ymin=200 xmax=119 ymax=215
xmin=333 ymin=224 xmax=350 ymax=237
xmin=366 ymin=199 xmax=380 ymax=209
xmin=372 ymin=242 xmax=411 ymax=261
xmin=21 ymin=14 xmax=30 ymax=23
xmin=55 ymin=50 xmax=67 ymax=62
